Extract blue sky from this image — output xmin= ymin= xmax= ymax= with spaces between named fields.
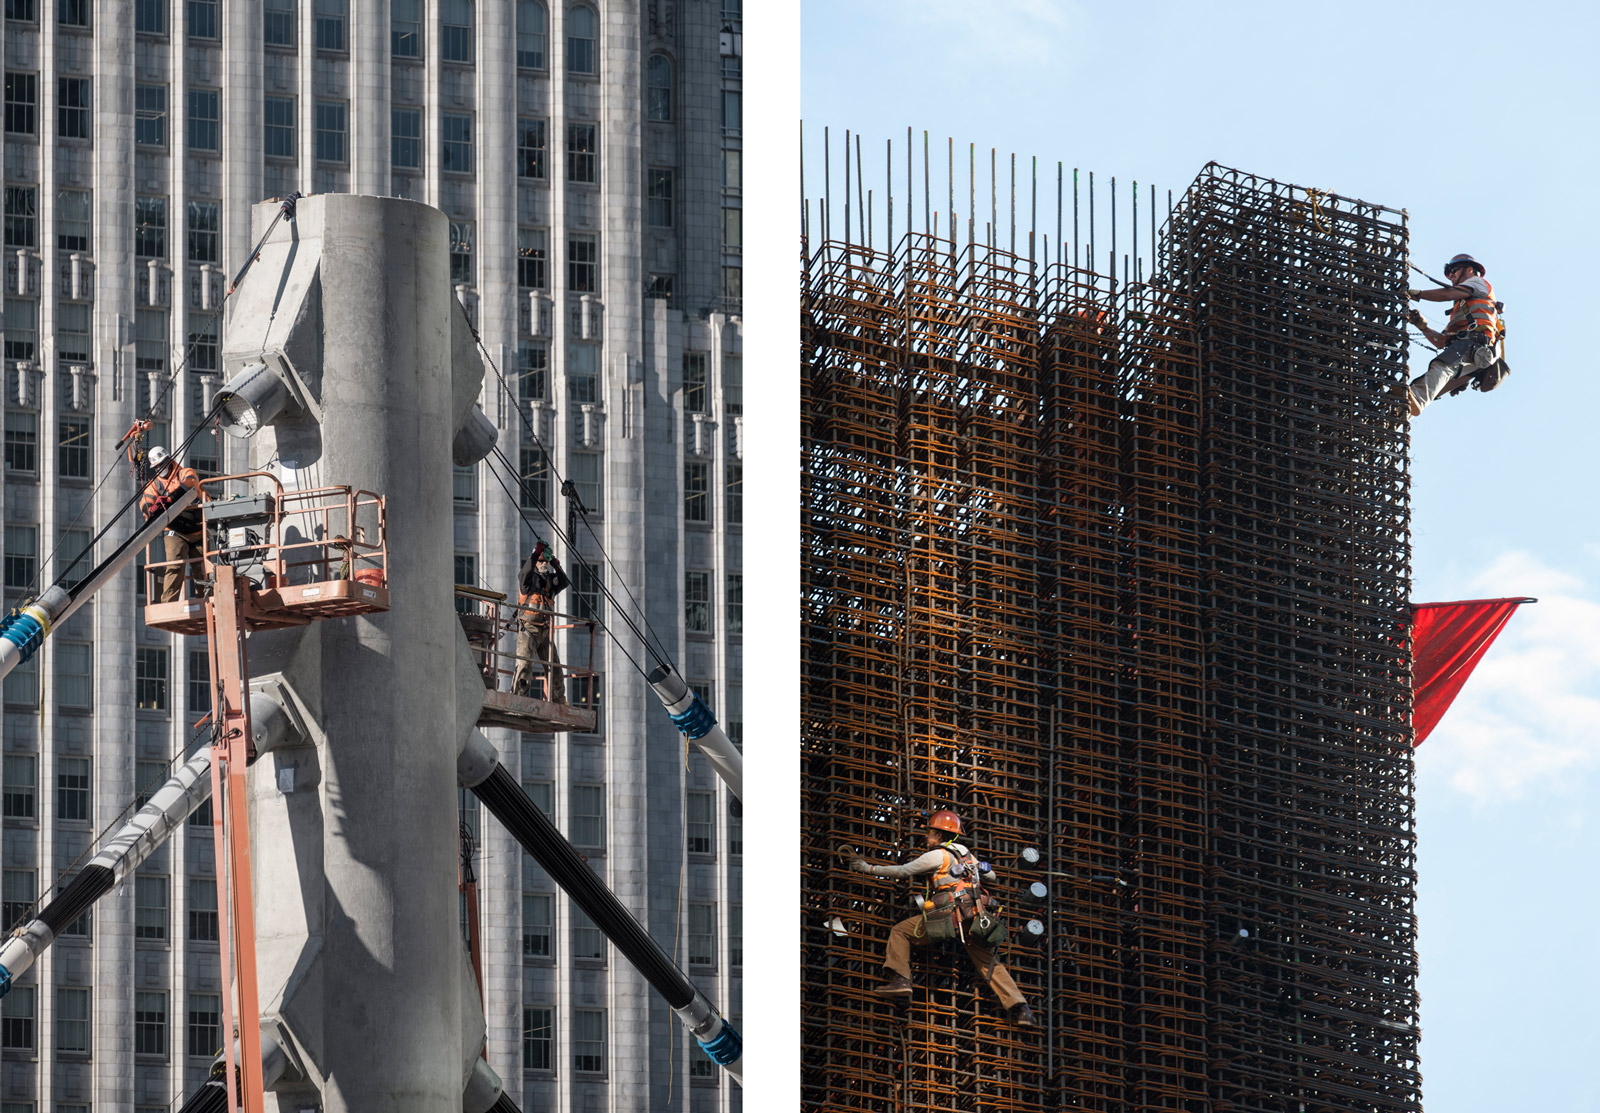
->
xmin=797 ymin=1 xmax=1600 ymax=1107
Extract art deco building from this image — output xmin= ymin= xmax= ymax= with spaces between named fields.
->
xmin=0 ymin=1 xmax=743 ymax=1109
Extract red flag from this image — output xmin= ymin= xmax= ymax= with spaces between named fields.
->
xmin=1410 ymin=598 xmax=1533 ymax=746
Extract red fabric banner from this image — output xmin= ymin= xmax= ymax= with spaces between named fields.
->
xmin=1410 ymin=598 xmax=1531 ymax=746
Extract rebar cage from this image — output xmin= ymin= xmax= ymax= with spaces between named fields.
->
xmin=802 ymin=158 xmax=1417 ymax=1113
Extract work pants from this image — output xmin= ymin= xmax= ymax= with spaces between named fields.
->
xmin=511 ymin=605 xmax=564 ymax=702
xmin=882 ymin=912 xmax=1026 ymax=1009
xmin=1411 ymin=331 xmax=1494 ymax=411
xmin=158 ymin=531 xmax=202 ymax=603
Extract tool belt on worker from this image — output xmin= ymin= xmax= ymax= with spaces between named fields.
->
xmin=915 ymin=890 xmax=975 ymax=942
xmin=1442 ymin=331 xmax=1509 ymax=395
xmin=915 ymin=891 xmax=1010 ymax=946
xmin=967 ymin=906 xmax=1009 ymax=948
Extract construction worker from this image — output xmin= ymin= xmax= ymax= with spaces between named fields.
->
xmin=137 ymin=446 xmax=204 ymax=603
xmin=851 ymin=809 xmax=1036 ymax=1027
xmin=1401 ymin=253 xmax=1506 ymax=416
xmin=511 ymin=543 xmax=569 ymax=703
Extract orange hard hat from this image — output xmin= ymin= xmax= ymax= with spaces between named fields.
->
xmin=928 ymin=809 xmax=962 ymax=835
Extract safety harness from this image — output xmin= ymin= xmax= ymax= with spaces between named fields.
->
xmin=1442 ymin=278 xmax=1511 ymax=394
xmin=919 ymin=840 xmax=1007 ymax=946
xmin=1445 ymin=277 xmax=1503 ymax=343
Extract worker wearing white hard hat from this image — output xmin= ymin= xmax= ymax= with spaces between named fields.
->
xmin=136 ymin=446 xmax=204 ymax=603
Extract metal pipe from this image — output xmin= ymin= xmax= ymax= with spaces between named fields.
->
xmin=0 ymin=749 xmax=212 ymax=995
xmin=0 ymin=486 xmax=200 ymax=681
xmin=464 ymin=755 xmax=742 ymax=1081
xmin=646 ymin=664 xmax=742 ymax=800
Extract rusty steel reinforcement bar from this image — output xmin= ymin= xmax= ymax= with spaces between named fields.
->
xmin=802 ymin=145 xmax=1416 ymax=1113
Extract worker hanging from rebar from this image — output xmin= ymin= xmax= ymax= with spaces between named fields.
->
xmin=134 ymin=443 xmax=205 ymax=603
xmin=1401 ymin=253 xmax=1508 ymax=417
xmin=510 ymin=540 xmax=569 ymax=703
xmin=850 ymin=808 xmax=1036 ymax=1027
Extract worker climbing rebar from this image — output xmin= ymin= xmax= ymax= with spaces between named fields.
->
xmin=510 ymin=541 xmax=568 ymax=703
xmin=135 ymin=443 xmax=205 ymax=603
xmin=850 ymin=808 xmax=1036 ymax=1027
xmin=1401 ymin=253 xmax=1508 ymax=417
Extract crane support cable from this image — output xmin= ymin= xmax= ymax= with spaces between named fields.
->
xmin=483 ymin=441 xmax=670 ymax=671
xmin=25 ymin=310 xmax=229 ymax=600
xmin=469 ymin=329 xmax=678 ymax=671
xmin=25 ymin=191 xmax=293 ymax=600
xmin=477 ymin=447 xmax=659 ymax=685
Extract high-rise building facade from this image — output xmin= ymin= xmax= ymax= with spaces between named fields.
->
xmin=0 ymin=1 xmax=742 ymax=1110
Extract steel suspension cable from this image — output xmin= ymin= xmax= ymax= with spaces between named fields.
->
xmin=469 ymin=330 xmax=678 ymax=671
xmin=477 ymin=445 xmax=658 ymax=684
xmin=483 ymin=442 xmax=671 ymax=672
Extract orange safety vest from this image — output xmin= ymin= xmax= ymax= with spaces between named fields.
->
xmin=140 ymin=467 xmax=201 ymax=524
xmin=926 ymin=842 xmax=982 ymax=910
xmin=1445 ymin=278 xmax=1502 ymax=343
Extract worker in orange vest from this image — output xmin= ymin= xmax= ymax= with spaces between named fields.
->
xmin=851 ymin=809 xmax=1035 ymax=1026
xmin=1402 ymin=253 xmax=1507 ymax=416
xmin=136 ymin=446 xmax=204 ymax=603
xmin=511 ymin=542 xmax=569 ymax=703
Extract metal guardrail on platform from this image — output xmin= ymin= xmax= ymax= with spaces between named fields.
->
xmin=454 ymin=585 xmax=600 ymax=713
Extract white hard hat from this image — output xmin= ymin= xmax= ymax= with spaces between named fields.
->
xmin=147 ymin=446 xmax=171 ymax=469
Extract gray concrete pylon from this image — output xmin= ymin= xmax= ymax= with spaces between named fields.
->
xmin=225 ymin=194 xmax=476 ymax=1112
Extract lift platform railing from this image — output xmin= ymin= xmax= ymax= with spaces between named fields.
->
xmin=143 ymin=473 xmax=389 ymax=632
xmin=453 ymin=585 xmax=600 ymax=709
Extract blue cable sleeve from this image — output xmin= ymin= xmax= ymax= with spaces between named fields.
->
xmin=668 ymin=694 xmax=717 ymax=740
xmin=698 ymin=1023 xmax=741 ymax=1065
xmin=0 ymin=612 xmax=47 ymax=663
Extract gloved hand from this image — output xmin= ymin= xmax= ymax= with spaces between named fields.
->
xmin=850 ymin=859 xmax=874 ymax=875
xmin=1406 ymin=308 xmax=1426 ymax=327
xmin=1406 ymin=288 xmax=1421 ymax=299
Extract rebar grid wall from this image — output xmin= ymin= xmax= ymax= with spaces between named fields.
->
xmin=802 ymin=157 xmax=1418 ymax=1113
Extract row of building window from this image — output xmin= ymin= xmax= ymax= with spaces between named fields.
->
xmin=0 ymin=984 xmax=222 ymax=1058
xmin=0 ymin=74 xmax=86 ymax=138
xmin=4 ymin=354 xmax=738 ymax=474
xmin=3 ymin=180 xmax=737 ymax=289
xmin=5 ymin=0 xmax=610 ymax=75
xmin=521 ymin=1006 xmax=605 ymax=1074
xmin=498 ymin=443 xmax=741 ymax=527
xmin=0 ymin=635 xmax=209 ymax=712
xmin=4 ymin=74 xmax=740 ymax=165
xmin=2 ymin=1001 xmax=622 ymax=1084
xmin=2 ymin=862 xmax=212 ymax=939
xmin=683 ymin=462 xmax=744 ymax=527
xmin=0 ymin=755 xmax=89 ymax=823
xmin=3 ymin=413 xmax=91 ymax=478
xmin=9 ymin=93 xmax=636 ymax=187
xmin=683 ymin=571 xmax=740 ymax=635
xmin=2 ymin=187 xmax=220 ymax=268
xmin=66 ymin=2 xmax=725 ymax=75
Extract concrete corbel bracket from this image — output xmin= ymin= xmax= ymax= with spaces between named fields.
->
xmin=221 ymin=203 xmax=327 ymax=407
xmin=259 ymin=348 xmax=323 ymax=425
xmin=249 ymin=674 xmax=320 ymax=753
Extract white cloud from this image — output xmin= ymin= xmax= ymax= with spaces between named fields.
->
xmin=1417 ymin=551 xmax=1600 ymax=804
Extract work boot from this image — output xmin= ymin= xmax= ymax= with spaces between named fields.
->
xmin=1391 ymin=381 xmax=1422 ymax=417
xmin=871 ymin=973 xmax=913 ymax=996
xmin=1009 ymin=1002 xmax=1036 ymax=1027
